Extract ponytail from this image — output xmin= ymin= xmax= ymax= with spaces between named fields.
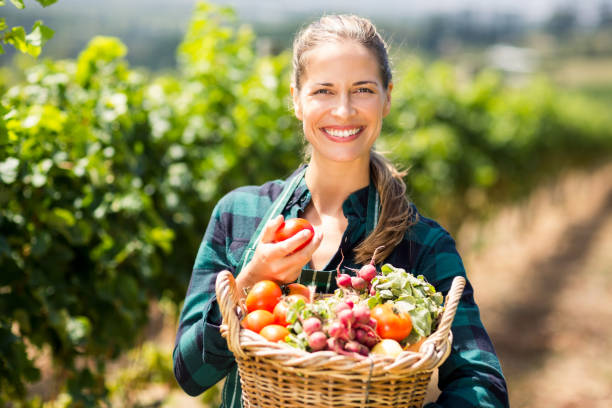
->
xmin=353 ymin=151 xmax=417 ymax=264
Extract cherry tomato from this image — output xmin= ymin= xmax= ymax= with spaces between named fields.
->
xmin=273 ymin=293 xmax=309 ymax=326
xmin=273 ymin=218 xmax=314 ymax=252
xmin=259 ymin=324 xmax=290 ymax=343
xmin=273 ymin=300 xmax=291 ymax=327
xmin=287 ymin=283 xmax=311 ymax=300
xmin=371 ymin=303 xmax=413 ymax=342
xmin=285 ymin=293 xmax=308 ymax=304
xmin=242 ymin=310 xmax=275 ymax=333
xmin=245 ymin=280 xmax=282 ymax=313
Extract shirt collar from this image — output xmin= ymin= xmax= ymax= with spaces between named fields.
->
xmin=283 ymin=164 xmax=375 ymax=240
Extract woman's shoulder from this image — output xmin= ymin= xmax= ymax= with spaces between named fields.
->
xmin=215 ymin=179 xmax=285 ymax=215
xmin=215 ymin=166 xmax=307 ymax=214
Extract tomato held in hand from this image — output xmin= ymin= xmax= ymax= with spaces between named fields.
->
xmin=246 ymin=280 xmax=282 ymax=313
xmin=371 ymin=303 xmax=413 ymax=342
xmin=242 ymin=310 xmax=275 ymax=333
xmin=274 ymin=218 xmax=314 ymax=252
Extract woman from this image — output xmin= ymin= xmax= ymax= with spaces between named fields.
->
xmin=173 ymin=14 xmax=509 ymax=408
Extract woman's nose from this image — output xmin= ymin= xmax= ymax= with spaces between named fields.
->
xmin=332 ymin=94 xmax=356 ymax=119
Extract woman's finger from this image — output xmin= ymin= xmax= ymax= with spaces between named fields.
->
xmin=260 ymin=214 xmax=284 ymax=243
xmin=277 ymin=228 xmax=314 ymax=256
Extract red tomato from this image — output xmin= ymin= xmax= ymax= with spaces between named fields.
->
xmin=274 ymin=218 xmax=314 ymax=252
xmin=371 ymin=303 xmax=413 ymax=342
xmin=287 ymin=283 xmax=311 ymax=300
xmin=259 ymin=324 xmax=290 ymax=343
xmin=246 ymin=280 xmax=282 ymax=313
xmin=242 ymin=310 xmax=275 ymax=333
xmin=273 ymin=294 xmax=309 ymax=326
xmin=287 ymin=293 xmax=309 ymax=303
xmin=273 ymin=300 xmax=290 ymax=326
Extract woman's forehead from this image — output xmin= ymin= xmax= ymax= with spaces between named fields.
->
xmin=300 ymin=41 xmax=382 ymax=85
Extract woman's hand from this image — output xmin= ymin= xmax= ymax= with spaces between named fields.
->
xmin=236 ymin=215 xmax=322 ymax=295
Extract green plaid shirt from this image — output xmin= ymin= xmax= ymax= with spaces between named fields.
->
xmin=173 ymin=166 xmax=509 ymax=407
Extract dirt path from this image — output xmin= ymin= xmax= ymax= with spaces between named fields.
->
xmin=458 ymin=162 xmax=612 ymax=408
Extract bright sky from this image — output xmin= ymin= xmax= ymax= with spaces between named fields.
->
xmin=211 ymin=0 xmax=609 ymax=23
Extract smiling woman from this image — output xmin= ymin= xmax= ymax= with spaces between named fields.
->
xmin=173 ymin=13 xmax=509 ymax=408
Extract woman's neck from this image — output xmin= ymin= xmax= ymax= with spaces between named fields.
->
xmin=305 ymin=154 xmax=370 ymax=216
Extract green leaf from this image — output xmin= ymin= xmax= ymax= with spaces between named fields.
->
xmin=408 ymin=307 xmax=433 ymax=337
xmin=46 ymin=208 xmax=77 ymax=229
xmin=148 ymin=227 xmax=175 ymax=253
xmin=0 ymin=18 xmax=7 ymax=31
xmin=10 ymin=0 xmax=25 ymax=9
xmin=35 ymin=0 xmax=58 ymax=6
xmin=26 ymin=21 xmax=54 ymax=48
xmin=5 ymin=26 xmax=27 ymax=52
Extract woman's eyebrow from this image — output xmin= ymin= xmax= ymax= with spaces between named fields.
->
xmin=313 ymin=80 xmax=378 ymax=87
xmin=353 ymin=80 xmax=378 ymax=86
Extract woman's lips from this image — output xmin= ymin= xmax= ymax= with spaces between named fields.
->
xmin=321 ymin=126 xmax=364 ymax=141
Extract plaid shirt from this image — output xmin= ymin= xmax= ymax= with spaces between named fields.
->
xmin=173 ymin=166 xmax=509 ymax=408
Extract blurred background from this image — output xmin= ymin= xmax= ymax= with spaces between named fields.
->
xmin=1 ymin=0 xmax=611 ymax=407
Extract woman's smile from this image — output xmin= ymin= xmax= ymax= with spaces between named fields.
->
xmin=321 ymin=126 xmax=364 ymax=141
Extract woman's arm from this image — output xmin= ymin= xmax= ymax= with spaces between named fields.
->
xmin=172 ymin=202 xmax=236 ymax=396
xmin=418 ymin=229 xmax=509 ymax=408
xmin=173 ymin=192 xmax=321 ymax=396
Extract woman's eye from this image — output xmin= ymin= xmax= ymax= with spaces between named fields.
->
xmin=356 ymin=87 xmax=374 ymax=94
xmin=314 ymin=89 xmax=331 ymax=95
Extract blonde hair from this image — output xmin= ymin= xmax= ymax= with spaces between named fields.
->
xmin=292 ymin=14 xmax=416 ymax=264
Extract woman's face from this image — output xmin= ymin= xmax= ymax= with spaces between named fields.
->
xmin=292 ymin=40 xmax=392 ymax=165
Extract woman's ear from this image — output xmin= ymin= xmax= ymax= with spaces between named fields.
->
xmin=383 ymin=82 xmax=393 ymax=117
xmin=290 ymin=85 xmax=303 ymax=120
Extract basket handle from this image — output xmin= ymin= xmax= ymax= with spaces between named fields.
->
xmin=215 ymin=270 xmax=247 ymax=359
xmin=428 ymin=275 xmax=466 ymax=351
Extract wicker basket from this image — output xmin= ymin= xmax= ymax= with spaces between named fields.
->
xmin=216 ymin=271 xmax=465 ymax=408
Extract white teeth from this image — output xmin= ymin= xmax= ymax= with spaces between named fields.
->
xmin=325 ymin=127 xmax=361 ymax=138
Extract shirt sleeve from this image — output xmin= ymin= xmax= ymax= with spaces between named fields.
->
xmin=172 ymin=199 xmax=237 ymax=396
xmin=418 ymin=230 xmax=510 ymax=408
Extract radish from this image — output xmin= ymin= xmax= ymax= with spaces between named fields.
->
xmin=303 ymin=317 xmax=322 ymax=335
xmin=308 ymin=331 xmax=328 ymax=351
xmin=334 ymin=302 xmax=351 ymax=314
xmin=336 ymin=273 xmax=352 ymax=288
xmin=327 ymin=321 xmax=345 ymax=338
xmin=358 ymin=245 xmax=384 ymax=282
xmin=354 ymin=324 xmax=379 ymax=348
xmin=337 ymin=309 xmax=355 ymax=326
xmin=358 ymin=265 xmax=376 ymax=282
xmin=328 ymin=337 xmax=347 ymax=353
xmin=351 ymin=276 xmax=366 ymax=291
xmin=353 ymin=305 xmax=370 ymax=325
xmin=345 ymin=340 xmax=369 ymax=356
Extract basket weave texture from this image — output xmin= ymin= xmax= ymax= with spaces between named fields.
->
xmin=216 ymin=271 xmax=465 ymax=408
